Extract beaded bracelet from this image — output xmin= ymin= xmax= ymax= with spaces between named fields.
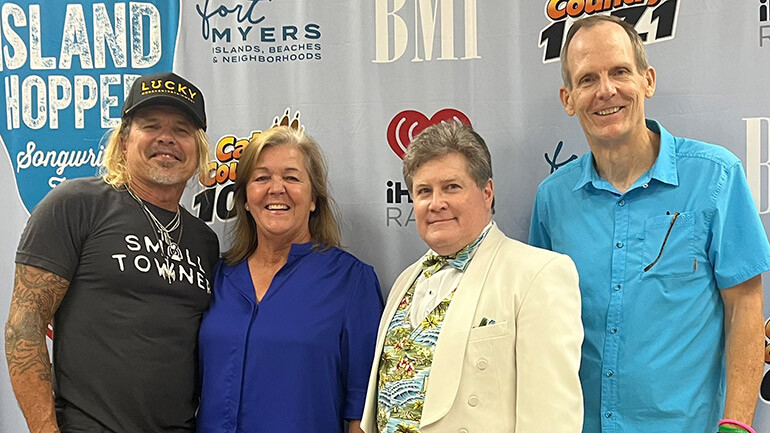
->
xmin=718 ymin=419 xmax=755 ymax=433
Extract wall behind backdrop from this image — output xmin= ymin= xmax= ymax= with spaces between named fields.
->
xmin=2 ymin=0 xmax=770 ymax=431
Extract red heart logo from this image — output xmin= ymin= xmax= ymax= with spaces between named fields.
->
xmin=386 ymin=109 xmax=472 ymax=160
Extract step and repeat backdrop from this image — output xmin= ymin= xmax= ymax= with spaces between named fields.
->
xmin=1 ymin=0 xmax=770 ymax=430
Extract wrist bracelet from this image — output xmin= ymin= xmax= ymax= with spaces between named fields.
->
xmin=718 ymin=419 xmax=755 ymax=433
xmin=719 ymin=425 xmax=748 ymax=433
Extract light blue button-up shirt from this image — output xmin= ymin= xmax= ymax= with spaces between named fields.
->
xmin=529 ymin=119 xmax=770 ymax=433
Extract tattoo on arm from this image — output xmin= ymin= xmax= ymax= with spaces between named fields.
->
xmin=4 ymin=264 xmax=69 ymax=432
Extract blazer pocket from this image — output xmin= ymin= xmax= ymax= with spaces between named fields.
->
xmin=468 ymin=321 xmax=510 ymax=341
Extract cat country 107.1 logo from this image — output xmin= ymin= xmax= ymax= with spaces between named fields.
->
xmin=538 ymin=0 xmax=680 ymax=63
xmin=191 ymin=109 xmax=303 ymax=223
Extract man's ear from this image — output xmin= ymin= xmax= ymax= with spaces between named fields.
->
xmin=119 ymin=127 xmax=129 ymax=153
xmin=483 ymin=179 xmax=494 ymax=209
xmin=644 ymin=66 xmax=656 ymax=98
xmin=560 ymin=86 xmax=575 ymax=116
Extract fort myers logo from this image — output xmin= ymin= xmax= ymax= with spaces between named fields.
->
xmin=384 ymin=108 xmax=471 ymax=227
xmin=196 ymin=0 xmax=323 ymax=65
xmin=538 ymin=0 xmax=680 ymax=63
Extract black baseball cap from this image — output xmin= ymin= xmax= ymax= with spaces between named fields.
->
xmin=122 ymin=72 xmax=207 ymax=131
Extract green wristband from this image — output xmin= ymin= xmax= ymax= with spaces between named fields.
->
xmin=719 ymin=425 xmax=749 ymax=433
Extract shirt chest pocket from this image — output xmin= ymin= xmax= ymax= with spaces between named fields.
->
xmin=639 ymin=212 xmax=697 ymax=278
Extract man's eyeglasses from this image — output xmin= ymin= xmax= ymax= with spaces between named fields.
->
xmin=643 ymin=212 xmax=680 ymax=272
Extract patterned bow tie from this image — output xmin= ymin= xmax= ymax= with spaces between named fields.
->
xmin=422 ymin=254 xmax=468 ymax=278
xmin=421 ymin=240 xmax=477 ymax=279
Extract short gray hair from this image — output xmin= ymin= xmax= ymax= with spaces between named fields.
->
xmin=560 ymin=15 xmax=649 ymax=89
xmin=403 ymin=121 xmax=493 ymax=210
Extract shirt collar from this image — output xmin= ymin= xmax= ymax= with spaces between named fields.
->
xmin=644 ymin=119 xmax=678 ymax=187
xmin=573 ymin=118 xmax=678 ymax=192
xmin=287 ymin=241 xmax=314 ymax=263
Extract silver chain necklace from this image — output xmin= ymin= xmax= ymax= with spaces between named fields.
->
xmin=126 ymin=186 xmax=184 ymax=284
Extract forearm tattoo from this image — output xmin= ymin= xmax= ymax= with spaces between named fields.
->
xmin=5 ymin=264 xmax=68 ymax=382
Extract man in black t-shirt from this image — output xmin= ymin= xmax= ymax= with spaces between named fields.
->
xmin=5 ymin=72 xmax=219 ymax=433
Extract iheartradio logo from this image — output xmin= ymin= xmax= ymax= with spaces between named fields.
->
xmin=386 ymin=109 xmax=472 ymax=159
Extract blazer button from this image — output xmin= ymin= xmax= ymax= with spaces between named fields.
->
xmin=476 ymin=359 xmax=488 ymax=370
xmin=459 ymin=429 xmax=469 ymax=433
xmin=468 ymin=395 xmax=478 ymax=407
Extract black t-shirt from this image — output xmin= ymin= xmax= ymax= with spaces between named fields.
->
xmin=16 ymin=177 xmax=219 ymax=433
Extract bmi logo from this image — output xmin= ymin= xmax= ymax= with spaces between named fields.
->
xmin=374 ymin=0 xmax=480 ymax=63
xmin=539 ymin=0 xmax=680 ymax=63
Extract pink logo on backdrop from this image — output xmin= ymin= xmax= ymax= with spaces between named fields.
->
xmin=386 ymin=109 xmax=472 ymax=160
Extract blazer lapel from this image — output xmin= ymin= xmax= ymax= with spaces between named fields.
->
xmin=420 ymin=224 xmax=505 ymax=427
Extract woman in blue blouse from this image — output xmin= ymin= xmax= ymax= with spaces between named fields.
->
xmin=197 ymin=125 xmax=384 ymax=433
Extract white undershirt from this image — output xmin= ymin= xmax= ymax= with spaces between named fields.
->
xmin=409 ymin=265 xmax=463 ymax=328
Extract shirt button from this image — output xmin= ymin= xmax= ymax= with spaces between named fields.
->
xmin=616 ymin=242 xmax=623 ymax=248
xmin=468 ymin=395 xmax=478 ymax=407
xmin=614 ymin=284 xmax=621 ymax=291
xmin=476 ymin=359 xmax=488 ymax=370
xmin=605 ymin=411 xmax=613 ymax=418
xmin=643 ymin=183 xmax=649 ymax=188
xmin=459 ymin=429 xmax=469 ymax=433
xmin=606 ymin=370 xmax=614 ymax=377
xmin=618 ymin=199 xmax=625 ymax=206
xmin=611 ymin=327 xmax=618 ymax=334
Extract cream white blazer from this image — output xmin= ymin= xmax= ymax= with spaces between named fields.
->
xmin=361 ymin=224 xmax=584 ymax=432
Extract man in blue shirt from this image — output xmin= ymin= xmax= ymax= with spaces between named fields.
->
xmin=529 ymin=15 xmax=770 ymax=433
